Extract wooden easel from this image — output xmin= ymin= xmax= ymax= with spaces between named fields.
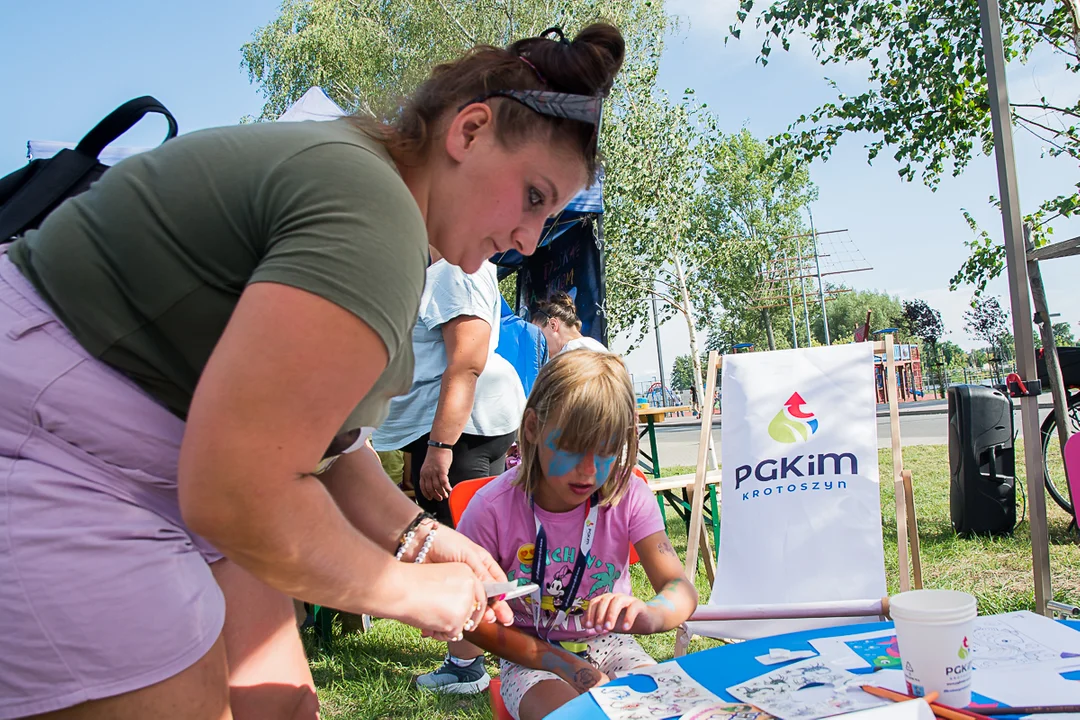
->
xmin=877 ymin=334 xmax=923 ymax=591
xmin=683 ymin=350 xmax=720 ymax=585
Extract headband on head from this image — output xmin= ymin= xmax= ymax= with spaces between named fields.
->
xmin=518 ymin=55 xmax=546 ymax=84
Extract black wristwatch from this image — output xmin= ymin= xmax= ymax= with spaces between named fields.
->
xmin=427 ymin=439 xmax=454 ymax=450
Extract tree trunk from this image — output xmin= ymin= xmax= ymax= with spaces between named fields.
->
xmin=673 ymin=255 xmax=719 ymax=471
xmin=762 ymin=308 xmax=776 ymax=351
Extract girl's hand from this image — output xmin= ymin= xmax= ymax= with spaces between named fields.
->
xmin=584 ymin=593 xmax=658 ymax=634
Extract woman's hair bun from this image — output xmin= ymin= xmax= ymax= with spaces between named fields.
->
xmin=548 ymin=290 xmax=577 ymax=312
xmin=568 ymin=23 xmax=625 ymax=96
xmin=511 ymin=22 xmax=625 ymax=97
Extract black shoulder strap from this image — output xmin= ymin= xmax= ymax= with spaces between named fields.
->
xmin=75 ymin=96 xmax=178 ymax=157
xmin=0 ymin=96 xmax=177 ymax=240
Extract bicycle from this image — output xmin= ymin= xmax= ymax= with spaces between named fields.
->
xmin=1036 ymin=346 xmax=1080 ymax=515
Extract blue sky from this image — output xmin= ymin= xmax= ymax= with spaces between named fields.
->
xmin=3 ymin=0 xmax=1077 ymax=383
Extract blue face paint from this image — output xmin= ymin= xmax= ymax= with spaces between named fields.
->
xmin=544 ymin=429 xmax=617 ymax=485
xmin=593 ymin=453 xmax=616 ymax=486
xmin=544 ymin=429 xmax=584 ymax=478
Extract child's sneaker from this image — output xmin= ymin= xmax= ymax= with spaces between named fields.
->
xmin=416 ymin=654 xmax=490 ymax=694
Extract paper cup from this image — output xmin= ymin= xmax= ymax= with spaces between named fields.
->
xmin=890 ymin=590 xmax=977 ymax=707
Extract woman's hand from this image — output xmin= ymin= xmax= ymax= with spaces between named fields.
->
xmin=419 ymin=446 xmax=453 ymax=501
xmin=408 ymin=522 xmax=515 ymax=626
xmin=395 ymin=562 xmax=487 ymax=640
xmin=584 ymin=593 xmax=659 ymax=634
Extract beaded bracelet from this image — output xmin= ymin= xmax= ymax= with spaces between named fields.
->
xmin=395 ymin=511 xmax=435 ymax=561
xmin=414 ymin=523 xmax=438 ymax=564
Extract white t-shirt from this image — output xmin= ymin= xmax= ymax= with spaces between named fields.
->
xmin=559 ymin=335 xmax=609 ymax=355
xmin=372 ymin=260 xmax=526 ymax=451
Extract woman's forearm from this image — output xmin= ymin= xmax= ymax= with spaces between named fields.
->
xmin=184 ymin=462 xmax=410 ymax=616
xmin=428 ymin=366 xmax=479 ymax=445
xmin=465 ymin=623 xmax=606 ymax=693
xmin=320 ymin=445 xmax=428 ymax=553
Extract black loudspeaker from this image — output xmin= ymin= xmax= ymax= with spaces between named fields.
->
xmin=948 ymin=385 xmax=1017 ymax=535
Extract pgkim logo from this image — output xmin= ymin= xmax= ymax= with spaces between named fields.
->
xmin=767 ymin=392 xmax=819 ymax=443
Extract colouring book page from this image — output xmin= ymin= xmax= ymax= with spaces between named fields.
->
xmin=682 ymin=703 xmax=776 ymax=720
xmin=967 ymin=611 xmax=1080 ymax=670
xmin=727 ymin=657 xmax=888 ymax=720
xmin=589 ymin=663 xmax=720 ymax=720
xmin=808 ymin=613 xmax=1080 ymax=674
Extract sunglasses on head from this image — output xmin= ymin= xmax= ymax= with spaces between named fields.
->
xmin=459 ymin=89 xmax=604 ymax=154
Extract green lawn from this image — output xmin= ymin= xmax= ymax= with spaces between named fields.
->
xmin=309 ymin=445 xmax=1080 ymax=720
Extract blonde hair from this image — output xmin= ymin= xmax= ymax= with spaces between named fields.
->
xmin=514 ymin=349 xmax=639 ymax=507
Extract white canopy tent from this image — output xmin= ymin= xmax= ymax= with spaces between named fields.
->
xmin=24 ymin=87 xmax=344 ymax=165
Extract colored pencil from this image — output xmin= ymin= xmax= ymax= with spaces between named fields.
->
xmin=860 ymin=685 xmax=994 ymax=720
xmin=973 ymin=707 xmax=1080 ymax=716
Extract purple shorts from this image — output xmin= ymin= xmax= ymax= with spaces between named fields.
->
xmin=0 ymin=252 xmax=225 ymax=718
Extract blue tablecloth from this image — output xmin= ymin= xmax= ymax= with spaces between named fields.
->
xmin=547 ymin=619 xmax=1080 ymax=720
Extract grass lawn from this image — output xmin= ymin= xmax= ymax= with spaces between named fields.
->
xmin=309 ymin=445 xmax=1080 ymax=720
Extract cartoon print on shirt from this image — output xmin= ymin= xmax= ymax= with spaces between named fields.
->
xmin=513 ymin=541 xmax=623 ymax=632
xmin=589 ymin=562 xmax=620 ymax=595
xmin=545 ymin=566 xmax=571 ymax=604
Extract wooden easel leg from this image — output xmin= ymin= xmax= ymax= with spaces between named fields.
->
xmin=674 ymin=623 xmax=692 ymax=658
xmin=902 ymin=470 xmax=923 ymax=589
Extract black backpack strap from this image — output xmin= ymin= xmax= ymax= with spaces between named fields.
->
xmin=0 ymin=96 xmax=178 ymax=240
xmin=75 ymin=96 xmax=178 ymax=157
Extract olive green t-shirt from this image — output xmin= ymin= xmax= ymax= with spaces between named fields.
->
xmin=8 ymin=119 xmax=428 ymax=437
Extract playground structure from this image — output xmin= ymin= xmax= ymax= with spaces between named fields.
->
xmin=873 ymin=341 xmax=925 ymax=403
xmin=642 ymin=381 xmax=681 ymax=407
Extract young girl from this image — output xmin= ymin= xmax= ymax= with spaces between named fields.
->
xmin=455 ymin=349 xmax=698 ymax=720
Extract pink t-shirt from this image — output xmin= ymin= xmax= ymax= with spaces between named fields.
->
xmin=456 ymin=467 xmax=665 ymax=642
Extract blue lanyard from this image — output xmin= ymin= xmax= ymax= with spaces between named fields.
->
xmin=530 ymin=492 xmax=600 ymax=637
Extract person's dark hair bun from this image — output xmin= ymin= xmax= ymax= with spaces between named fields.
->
xmin=532 ymin=290 xmax=582 ymax=329
xmin=511 ymin=22 xmax=625 ymax=97
xmin=548 ymin=290 xmax=577 ymax=312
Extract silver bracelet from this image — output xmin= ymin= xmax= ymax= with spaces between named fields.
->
xmin=414 ymin=523 xmax=438 ymax=564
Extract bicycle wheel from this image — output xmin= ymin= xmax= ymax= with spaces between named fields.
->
xmin=1041 ymin=392 xmax=1079 ymax=514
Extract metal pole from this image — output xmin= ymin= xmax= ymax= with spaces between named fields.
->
xmin=652 ymin=294 xmax=667 ymax=406
xmin=797 ymin=235 xmax=813 ymax=346
xmin=784 ymin=246 xmax=799 ymax=348
xmin=978 ymin=0 xmax=1052 ymax=615
xmin=809 ymin=207 xmax=831 ymax=344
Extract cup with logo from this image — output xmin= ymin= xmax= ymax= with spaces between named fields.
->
xmin=889 ymin=589 xmax=977 ymax=707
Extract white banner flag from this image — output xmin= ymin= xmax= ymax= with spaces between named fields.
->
xmin=693 ymin=343 xmax=886 ymax=639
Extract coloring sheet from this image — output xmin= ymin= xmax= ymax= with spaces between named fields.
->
xmin=968 ymin=611 xmax=1080 ymax=670
xmin=727 ymin=657 xmax=889 ymax=720
xmin=809 ymin=612 xmax=1080 ymax=673
xmin=682 ymin=704 xmax=776 ymax=720
xmin=589 ymin=662 xmax=721 ymax=720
